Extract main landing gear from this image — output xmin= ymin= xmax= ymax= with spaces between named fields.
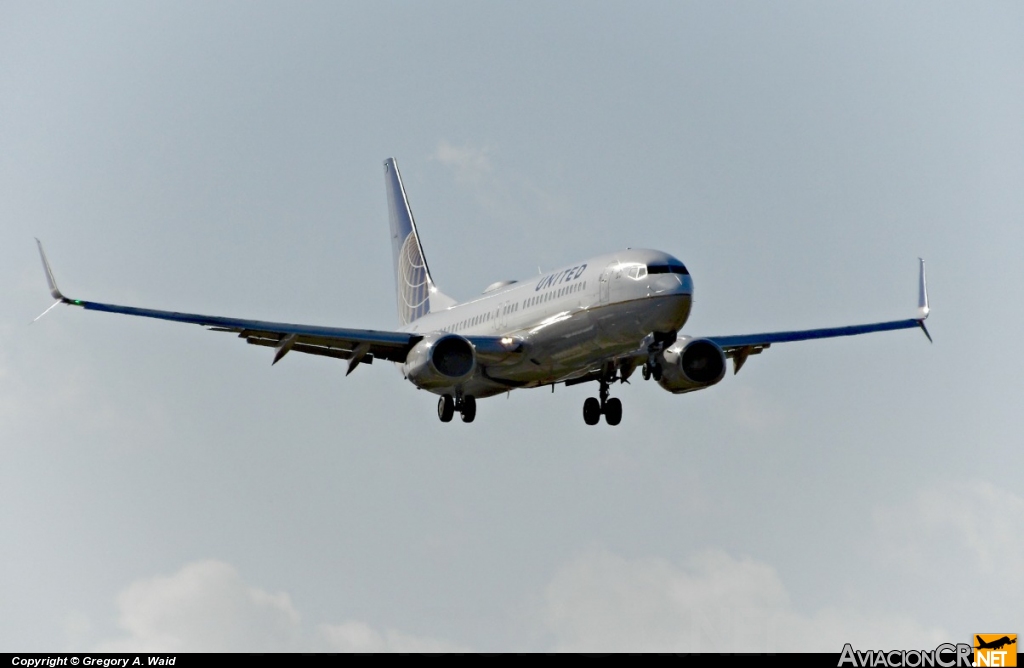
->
xmin=641 ymin=333 xmax=672 ymax=382
xmin=583 ymin=377 xmax=623 ymax=426
xmin=641 ymin=362 xmax=662 ymax=381
xmin=438 ymin=393 xmax=476 ymax=423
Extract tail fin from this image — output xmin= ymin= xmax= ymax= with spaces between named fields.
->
xmin=384 ymin=158 xmax=455 ymax=325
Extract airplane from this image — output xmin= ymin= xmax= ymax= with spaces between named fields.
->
xmin=34 ymin=157 xmax=931 ymax=425
xmin=975 ymin=636 xmax=1015 ymax=651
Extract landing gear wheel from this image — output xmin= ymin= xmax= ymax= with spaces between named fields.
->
xmin=604 ymin=397 xmax=622 ymax=426
xmin=652 ymin=364 xmax=663 ymax=381
xmin=642 ymin=364 xmax=651 ymax=381
xmin=583 ymin=397 xmax=601 ymax=425
xmin=438 ymin=395 xmax=455 ymax=422
xmin=460 ymin=395 xmax=477 ymax=423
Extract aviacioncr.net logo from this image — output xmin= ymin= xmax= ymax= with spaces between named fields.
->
xmin=839 ymin=643 xmax=973 ymax=667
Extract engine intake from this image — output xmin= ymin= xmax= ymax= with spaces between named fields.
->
xmin=657 ymin=336 xmax=726 ymax=394
xmin=431 ymin=335 xmax=474 ymax=377
xmin=403 ymin=333 xmax=476 ymax=389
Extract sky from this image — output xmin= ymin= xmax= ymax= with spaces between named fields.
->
xmin=2 ymin=1 xmax=1023 ymax=653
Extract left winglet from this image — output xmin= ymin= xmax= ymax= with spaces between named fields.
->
xmin=33 ymin=239 xmax=79 ymax=322
xmin=35 ymin=239 xmax=71 ymax=303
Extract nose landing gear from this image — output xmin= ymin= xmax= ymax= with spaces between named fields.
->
xmin=437 ymin=393 xmax=477 ymax=423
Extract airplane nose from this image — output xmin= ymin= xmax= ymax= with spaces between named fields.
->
xmin=650 ymin=274 xmax=693 ymax=296
xmin=680 ymin=274 xmax=694 ymax=295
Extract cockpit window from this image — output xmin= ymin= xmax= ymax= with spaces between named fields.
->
xmin=626 ymin=264 xmax=648 ymax=280
xmin=647 ymin=263 xmax=689 ymax=276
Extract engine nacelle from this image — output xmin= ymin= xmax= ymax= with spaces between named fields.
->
xmin=403 ymin=333 xmax=476 ymax=390
xmin=656 ymin=336 xmax=727 ymax=394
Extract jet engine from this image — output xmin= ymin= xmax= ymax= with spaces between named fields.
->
xmin=656 ymin=336 xmax=726 ymax=394
xmin=403 ymin=333 xmax=476 ymax=389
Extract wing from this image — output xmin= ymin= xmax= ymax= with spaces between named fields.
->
xmin=704 ymin=259 xmax=931 ymax=374
xmin=34 ymin=240 xmax=520 ymax=372
xmin=87 ymin=300 xmax=418 ymax=372
xmin=36 ymin=240 xmax=416 ymax=373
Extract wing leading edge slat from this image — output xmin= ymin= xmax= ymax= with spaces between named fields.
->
xmin=74 ymin=298 xmax=418 ymax=363
xmin=708 ymin=318 xmax=923 ymax=350
xmin=703 ymin=259 xmax=931 ymax=371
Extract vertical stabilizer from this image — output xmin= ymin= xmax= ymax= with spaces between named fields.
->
xmin=384 ymin=158 xmax=454 ymax=325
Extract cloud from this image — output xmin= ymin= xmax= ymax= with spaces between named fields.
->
xmin=90 ymin=536 xmax=985 ymax=652
xmin=542 ymin=549 xmax=945 ymax=652
xmin=95 ymin=560 xmax=302 ymax=652
xmin=317 ymin=622 xmax=470 ymax=653
xmin=874 ymin=479 xmax=1024 ymax=587
xmin=0 ymin=318 xmax=171 ymax=456
xmin=433 ymin=140 xmax=492 ymax=185
xmin=94 ymin=560 xmax=468 ymax=653
xmin=432 ymin=140 xmax=570 ymax=228
xmin=720 ymin=385 xmax=788 ymax=432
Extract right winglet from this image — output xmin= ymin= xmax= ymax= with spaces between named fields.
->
xmin=916 ymin=258 xmax=931 ymax=343
xmin=35 ymin=239 xmax=70 ymax=302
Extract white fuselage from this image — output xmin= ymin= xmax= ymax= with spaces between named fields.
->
xmin=400 ymin=248 xmax=694 ymax=397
